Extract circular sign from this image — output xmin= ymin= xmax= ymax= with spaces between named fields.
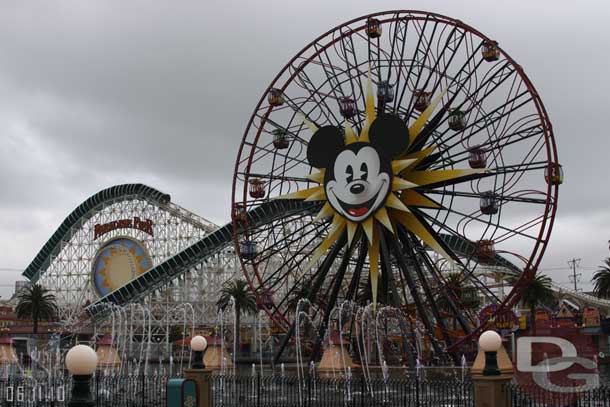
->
xmin=91 ymin=237 xmax=152 ymax=297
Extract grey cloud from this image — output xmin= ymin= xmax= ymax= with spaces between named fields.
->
xmin=0 ymin=0 xmax=608 ymax=297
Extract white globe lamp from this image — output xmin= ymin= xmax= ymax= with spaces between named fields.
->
xmin=65 ymin=344 xmax=98 ymax=407
xmin=190 ymin=335 xmax=208 ymax=352
xmin=65 ymin=345 xmax=98 ymax=375
xmin=190 ymin=335 xmax=208 ymax=369
xmin=479 ymin=330 xmax=502 ymax=375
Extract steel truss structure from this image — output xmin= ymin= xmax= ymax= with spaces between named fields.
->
xmin=23 ymin=184 xmax=240 ymax=338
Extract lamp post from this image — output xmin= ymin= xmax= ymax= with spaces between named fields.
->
xmin=190 ymin=336 xmax=208 ymax=369
xmin=65 ymin=344 xmax=98 ymax=407
xmin=479 ymin=330 xmax=502 ymax=376
xmin=472 ymin=330 xmax=512 ymax=407
xmin=185 ymin=336 xmax=212 ymax=407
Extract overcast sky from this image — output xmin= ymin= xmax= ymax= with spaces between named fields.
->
xmin=0 ymin=0 xmax=608 ymax=298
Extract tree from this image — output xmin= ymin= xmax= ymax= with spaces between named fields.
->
xmin=216 ymin=279 xmax=257 ymax=360
xmin=510 ymin=273 xmax=554 ymax=334
xmin=287 ymin=282 xmax=314 ymax=314
xmin=15 ymin=284 xmax=58 ymax=334
xmin=593 ymin=258 xmax=610 ymax=298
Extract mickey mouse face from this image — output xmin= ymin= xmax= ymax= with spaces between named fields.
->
xmin=326 ymin=143 xmax=390 ymax=221
xmin=307 ymin=114 xmax=409 ymax=223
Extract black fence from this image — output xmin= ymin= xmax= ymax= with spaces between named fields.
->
xmin=509 ymin=383 xmax=610 ymax=407
xmin=4 ymin=373 xmax=610 ymax=407
xmin=0 ymin=374 xmax=168 ymax=407
xmin=211 ymin=374 xmax=474 ymax=406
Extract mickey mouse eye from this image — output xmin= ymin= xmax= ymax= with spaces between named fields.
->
xmin=360 ymin=163 xmax=368 ymax=181
xmin=346 ymin=165 xmax=354 ymax=183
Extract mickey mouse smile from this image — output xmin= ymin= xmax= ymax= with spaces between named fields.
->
xmin=327 ymin=179 xmax=389 ymax=221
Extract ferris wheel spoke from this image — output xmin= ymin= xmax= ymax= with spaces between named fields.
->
xmin=391 ymin=229 xmax=457 ymax=358
xmin=409 ymin=26 xmax=464 ymax=110
xmin=382 ymin=14 xmax=408 ymax=86
xmin=273 ymin=232 xmax=348 ymax=363
xmin=412 ymin=59 xmax=513 ymax=141
xmin=427 ymin=71 xmax=526 ymax=152
xmin=282 ymin=94 xmax=334 ymax=129
xmin=393 ymin=18 xmax=433 ymax=116
xmin=384 ymin=227 xmax=444 ymax=356
xmin=422 ymin=189 xmax=548 ymax=205
xmin=261 ymin=116 xmax=310 ymax=145
xmin=240 ymin=140 xmax=310 ymax=168
xmin=346 ymin=237 xmax=369 ymax=302
xmin=417 ymin=248 xmax=475 ymax=332
xmin=293 ymin=59 xmax=343 ymax=124
xmin=441 ymin=95 xmax=529 ymax=157
xmin=427 ymin=123 xmax=544 ymax=169
xmin=257 ymin=223 xmax=330 ymax=285
xmin=292 ymin=56 xmax=343 ymax=96
xmin=494 ymin=138 xmax=547 ymax=192
xmin=402 ymin=208 xmax=470 ymax=267
xmin=422 ymin=152 xmax=546 ymax=187
xmin=242 ymin=173 xmax=313 ymax=184
xmin=401 ymin=20 xmax=442 ymax=119
xmin=431 ymin=124 xmax=542 ymax=169
xmin=309 ymin=233 xmax=357 ymax=362
xmin=406 ymin=59 xmax=507 ymax=154
xmin=386 ymin=17 xmax=412 ymax=113
xmin=420 ymin=203 xmax=541 ymax=243
xmin=491 ymin=215 xmax=548 ymax=245
xmin=336 ymin=26 xmax=367 ymax=115
xmin=484 ymin=161 xmax=549 ymax=175
xmin=398 ymin=42 xmax=485 ymax=129
xmin=416 ymin=228 xmax=504 ymax=306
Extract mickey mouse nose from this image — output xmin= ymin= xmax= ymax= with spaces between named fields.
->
xmin=350 ymin=184 xmax=365 ymax=194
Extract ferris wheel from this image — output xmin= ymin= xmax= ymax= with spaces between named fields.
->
xmin=231 ymin=11 xmax=561 ymax=360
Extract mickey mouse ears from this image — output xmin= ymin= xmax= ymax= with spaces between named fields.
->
xmin=306 ymin=126 xmax=344 ymax=168
xmin=306 ymin=114 xmax=409 ymax=169
xmin=369 ymin=114 xmax=410 ymax=158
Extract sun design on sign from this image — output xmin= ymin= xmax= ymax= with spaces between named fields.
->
xmin=98 ymin=246 xmax=147 ymax=289
xmin=280 ymin=72 xmax=482 ymax=304
xmin=92 ymin=238 xmax=152 ymax=296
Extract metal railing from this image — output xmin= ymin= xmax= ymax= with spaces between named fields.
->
xmin=550 ymin=281 xmax=610 ymax=309
xmin=509 ymin=383 xmax=610 ymax=406
xmin=211 ymin=374 xmax=474 ymax=407
xmin=11 ymin=373 xmax=610 ymax=406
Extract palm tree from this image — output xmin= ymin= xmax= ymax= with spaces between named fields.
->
xmin=510 ymin=273 xmax=554 ymax=334
xmin=216 ymin=279 xmax=258 ymax=359
xmin=593 ymin=258 xmax=610 ymax=298
xmin=438 ymin=272 xmax=480 ymax=330
xmin=15 ymin=284 xmax=58 ymax=334
xmin=287 ymin=282 xmax=314 ymax=314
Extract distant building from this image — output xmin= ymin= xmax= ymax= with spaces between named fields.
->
xmin=0 ymin=304 xmax=17 ymax=329
xmin=11 ymin=280 xmax=29 ymax=300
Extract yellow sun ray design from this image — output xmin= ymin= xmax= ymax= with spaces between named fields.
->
xmin=280 ymin=70 xmax=486 ymax=305
xmin=97 ymin=242 xmax=149 ymax=292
